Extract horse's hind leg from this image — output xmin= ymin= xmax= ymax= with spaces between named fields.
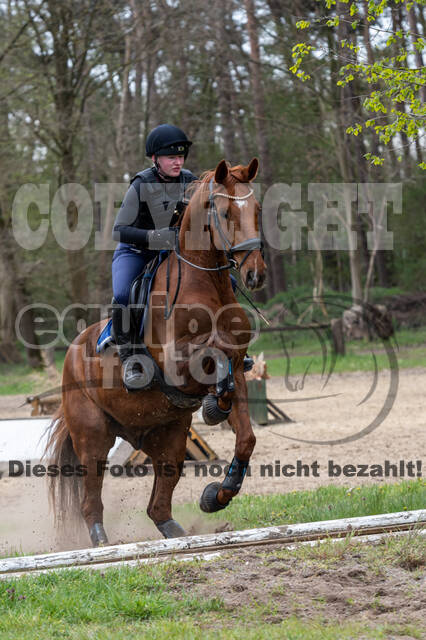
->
xmin=63 ymin=392 xmax=115 ymax=546
xmin=142 ymin=415 xmax=191 ymax=538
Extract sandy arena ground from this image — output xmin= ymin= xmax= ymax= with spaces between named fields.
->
xmin=0 ymin=368 xmax=425 ymax=555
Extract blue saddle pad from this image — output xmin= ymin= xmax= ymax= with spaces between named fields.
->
xmin=96 ymin=319 xmax=113 ymax=353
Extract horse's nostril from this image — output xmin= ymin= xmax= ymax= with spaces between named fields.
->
xmin=245 ymin=270 xmax=265 ymax=290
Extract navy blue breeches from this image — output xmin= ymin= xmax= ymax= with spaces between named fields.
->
xmin=112 ymin=244 xmax=156 ymax=305
xmin=112 ymin=244 xmax=237 ymax=306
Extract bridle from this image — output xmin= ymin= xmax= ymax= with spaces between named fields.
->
xmin=176 ymin=178 xmax=262 ymax=272
xmin=164 ymin=177 xmax=263 ymax=319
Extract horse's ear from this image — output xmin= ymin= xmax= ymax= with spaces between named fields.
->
xmin=246 ymin=157 xmax=259 ymax=182
xmin=214 ymin=159 xmax=229 ymax=184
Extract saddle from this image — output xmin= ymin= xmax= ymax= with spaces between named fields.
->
xmin=128 ymin=252 xmax=164 ymax=339
xmin=96 ymin=253 xmax=164 ymax=354
xmin=96 ymin=253 xmax=203 ymax=408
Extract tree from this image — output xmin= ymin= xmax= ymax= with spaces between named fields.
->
xmin=291 ymin=0 xmax=426 ymax=169
xmin=245 ymin=0 xmax=287 ymax=298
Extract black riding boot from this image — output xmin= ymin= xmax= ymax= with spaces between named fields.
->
xmin=111 ymin=304 xmax=146 ymax=392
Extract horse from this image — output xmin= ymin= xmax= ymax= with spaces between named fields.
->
xmin=45 ymin=157 xmax=266 ymax=546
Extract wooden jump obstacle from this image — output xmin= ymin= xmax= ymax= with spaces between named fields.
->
xmin=126 ymin=426 xmax=220 ymax=467
xmin=0 ymin=510 xmax=424 ymax=580
xmin=26 ymin=390 xmax=61 ymax=416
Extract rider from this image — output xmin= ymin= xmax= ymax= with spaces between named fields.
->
xmin=111 ymin=124 xmax=197 ymax=389
xmin=111 ymin=123 xmax=248 ymax=392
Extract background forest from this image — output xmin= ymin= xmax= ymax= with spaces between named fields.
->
xmin=0 ymin=0 xmax=425 ymax=367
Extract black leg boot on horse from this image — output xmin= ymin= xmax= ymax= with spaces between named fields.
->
xmin=111 ymin=302 xmax=149 ymax=392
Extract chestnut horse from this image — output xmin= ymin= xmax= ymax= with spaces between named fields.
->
xmin=45 ymin=158 xmax=266 ymax=546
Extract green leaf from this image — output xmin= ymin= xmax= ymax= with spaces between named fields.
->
xmin=346 ymin=123 xmax=363 ymax=136
xmin=326 ymin=16 xmax=340 ymax=27
xmin=296 ymin=20 xmax=311 ymax=30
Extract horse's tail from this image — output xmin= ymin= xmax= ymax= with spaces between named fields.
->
xmin=43 ymin=406 xmax=83 ymax=528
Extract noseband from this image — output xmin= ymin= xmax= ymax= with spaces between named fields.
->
xmin=207 ymin=179 xmax=262 ymax=270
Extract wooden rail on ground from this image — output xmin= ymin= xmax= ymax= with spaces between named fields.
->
xmin=1 ymin=510 xmax=424 ymax=579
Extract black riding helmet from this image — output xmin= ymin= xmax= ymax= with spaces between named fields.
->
xmin=145 ymin=124 xmax=192 ymax=159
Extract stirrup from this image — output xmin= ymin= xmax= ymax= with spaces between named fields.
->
xmin=121 ymin=353 xmax=155 ymax=392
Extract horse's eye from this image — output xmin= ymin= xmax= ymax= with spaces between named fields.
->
xmin=220 ymin=211 xmax=229 ymax=220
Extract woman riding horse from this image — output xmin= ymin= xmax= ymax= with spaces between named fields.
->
xmin=46 ymin=156 xmax=266 ymax=546
xmin=112 ymin=124 xmax=243 ymax=390
xmin=111 ymin=124 xmax=197 ymax=389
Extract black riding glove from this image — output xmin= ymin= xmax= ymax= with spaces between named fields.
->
xmin=147 ymin=227 xmax=176 ymax=250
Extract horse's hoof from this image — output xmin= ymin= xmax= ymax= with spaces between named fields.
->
xmin=156 ymin=519 xmax=186 ymax=539
xmin=202 ymin=394 xmax=232 ymax=426
xmin=90 ymin=523 xmax=109 ymax=547
xmin=199 ymin=482 xmax=229 ymax=513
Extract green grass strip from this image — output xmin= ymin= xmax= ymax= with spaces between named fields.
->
xmin=174 ymin=479 xmax=426 ymax=530
xmin=0 ymin=566 xmax=222 ymax=633
xmin=265 ymin=347 xmax=426 ymax=376
xmin=0 ymin=568 xmax=420 ymax=640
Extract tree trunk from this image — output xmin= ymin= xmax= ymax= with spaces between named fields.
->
xmin=407 ymin=3 xmax=424 ymax=166
xmin=95 ymin=35 xmax=132 ymax=305
xmin=0 ymin=229 xmax=21 ymax=363
xmin=244 ymin=0 xmax=286 ymax=299
xmin=335 ymin=4 xmax=363 ymax=304
xmin=130 ymin=0 xmax=145 ymax=160
xmin=215 ymin=0 xmax=238 ymax=162
xmin=15 ymin=278 xmax=43 ymax=368
xmin=391 ymin=6 xmax=412 ymax=176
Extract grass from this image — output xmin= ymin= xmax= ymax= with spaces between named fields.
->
xmin=0 ymin=539 xmax=424 ymax=640
xmin=0 ymin=594 xmax=408 ymax=640
xmin=1 ymin=327 xmax=424 ymax=396
xmin=249 ymin=325 xmax=426 ymax=376
xmin=0 ymin=481 xmax=424 ymax=639
xmin=173 ymin=479 xmax=426 ymax=530
xmin=0 ymin=558 xmax=423 ymax=639
xmin=0 ymin=565 xmax=223 ymax=639
xmin=250 ymin=325 xmax=426 ymax=356
xmin=265 ymin=526 xmax=426 ymax=573
xmin=264 ymin=345 xmax=426 ymax=376
xmin=0 ymin=351 xmax=65 ymax=396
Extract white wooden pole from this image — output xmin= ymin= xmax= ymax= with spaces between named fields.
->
xmin=0 ymin=509 xmax=424 ymax=576
xmin=1 ymin=529 xmax=424 ymax=581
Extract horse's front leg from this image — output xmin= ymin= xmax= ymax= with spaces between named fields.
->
xmin=200 ymin=369 xmax=255 ymax=513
